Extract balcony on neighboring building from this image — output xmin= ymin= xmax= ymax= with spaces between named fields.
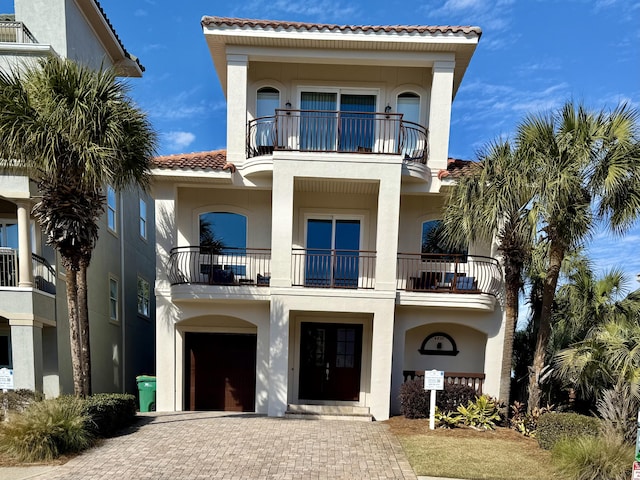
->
xmin=0 ymin=248 xmax=56 ymax=294
xmin=247 ymin=109 xmax=428 ymax=163
xmin=396 ymin=253 xmax=502 ymax=297
xmin=0 ymin=20 xmax=38 ymax=44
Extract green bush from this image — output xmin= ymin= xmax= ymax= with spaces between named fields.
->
xmin=434 ymin=407 xmax=462 ymax=428
xmin=0 ymin=389 xmax=45 ymax=421
xmin=83 ymin=393 xmax=137 ymax=437
xmin=437 ymin=383 xmax=478 ymax=413
xmin=537 ymin=412 xmax=601 ymax=450
xmin=552 ymin=433 xmax=633 ymax=480
xmin=0 ymin=396 xmax=93 ymax=462
xmin=456 ymin=395 xmax=501 ymax=430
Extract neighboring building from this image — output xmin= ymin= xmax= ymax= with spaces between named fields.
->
xmin=0 ymin=0 xmax=155 ymax=398
xmin=152 ymin=17 xmax=505 ymax=421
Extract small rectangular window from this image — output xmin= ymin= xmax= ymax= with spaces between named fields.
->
xmin=139 ymin=198 xmax=147 ymax=239
xmin=0 ymin=335 xmax=10 ymax=367
xmin=137 ymin=276 xmax=150 ymax=317
xmin=109 ymin=276 xmax=119 ymax=322
xmin=107 ymin=186 xmax=117 ymax=232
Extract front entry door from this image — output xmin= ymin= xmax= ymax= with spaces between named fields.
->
xmin=299 ymin=322 xmax=363 ymax=401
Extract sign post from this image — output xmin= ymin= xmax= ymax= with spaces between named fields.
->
xmin=423 ymin=370 xmax=444 ymax=430
xmin=633 ymin=409 xmax=640 ymax=478
xmin=0 ymin=368 xmax=13 ymax=421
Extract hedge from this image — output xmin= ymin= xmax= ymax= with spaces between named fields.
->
xmin=83 ymin=393 xmax=137 ymax=437
xmin=537 ymin=412 xmax=601 ymax=450
xmin=399 ymin=379 xmax=478 ymax=418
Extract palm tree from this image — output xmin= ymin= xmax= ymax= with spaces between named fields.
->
xmin=518 ymin=101 xmax=640 ymax=410
xmin=442 ymin=139 xmax=535 ymax=403
xmin=0 ymin=57 xmax=157 ymax=395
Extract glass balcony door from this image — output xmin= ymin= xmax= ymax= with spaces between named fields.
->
xmin=305 ymin=218 xmax=361 ymax=288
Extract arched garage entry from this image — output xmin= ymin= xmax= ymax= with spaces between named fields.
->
xmin=179 ymin=315 xmax=257 ymax=412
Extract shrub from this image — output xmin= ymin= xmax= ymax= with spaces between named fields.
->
xmin=552 ymin=433 xmax=633 ymax=480
xmin=437 ymin=383 xmax=478 ymax=413
xmin=434 ymin=407 xmax=462 ymax=428
xmin=0 ymin=396 xmax=92 ymax=462
xmin=597 ymin=385 xmax=639 ymax=444
xmin=509 ymin=400 xmax=554 ymax=438
xmin=83 ymin=393 xmax=137 ymax=437
xmin=537 ymin=412 xmax=601 ymax=450
xmin=399 ymin=379 xmax=430 ymax=418
xmin=456 ymin=395 xmax=501 ymax=430
xmin=0 ymin=389 xmax=45 ymax=421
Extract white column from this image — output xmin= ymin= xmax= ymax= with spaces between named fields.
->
xmin=153 ymin=182 xmax=177 ymax=411
xmin=369 ymin=300 xmax=395 ymax=420
xmin=16 ymin=200 xmax=33 ymax=288
xmin=267 ymin=296 xmax=289 ymax=416
xmin=10 ymin=319 xmax=43 ymax=392
xmin=428 ymin=60 xmax=455 ymax=172
xmin=269 ymin=165 xmax=294 ymax=288
xmin=375 ymin=169 xmax=402 ymax=292
xmin=226 ymin=54 xmax=248 ymax=165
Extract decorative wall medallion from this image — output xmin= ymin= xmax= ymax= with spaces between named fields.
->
xmin=418 ymin=332 xmax=458 ymax=356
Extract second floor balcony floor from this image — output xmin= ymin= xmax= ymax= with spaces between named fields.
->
xmin=247 ymin=109 xmax=428 ymax=163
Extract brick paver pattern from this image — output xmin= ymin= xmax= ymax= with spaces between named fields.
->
xmin=32 ymin=412 xmax=417 ymax=480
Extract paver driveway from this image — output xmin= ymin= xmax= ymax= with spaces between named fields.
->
xmin=30 ymin=412 xmax=417 ymax=480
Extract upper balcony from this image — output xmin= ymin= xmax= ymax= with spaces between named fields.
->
xmin=247 ymin=109 xmax=428 ymax=163
xmin=0 ymin=248 xmax=56 ymax=294
xmin=0 ymin=20 xmax=38 ymax=44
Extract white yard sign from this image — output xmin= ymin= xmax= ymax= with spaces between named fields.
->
xmin=0 ymin=368 xmax=13 ymax=391
xmin=424 ymin=370 xmax=444 ymax=430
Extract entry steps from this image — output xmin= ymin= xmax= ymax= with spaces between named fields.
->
xmin=285 ymin=404 xmax=373 ymax=422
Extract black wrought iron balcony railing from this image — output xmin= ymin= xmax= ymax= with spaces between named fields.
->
xmin=247 ymin=109 xmax=428 ymax=163
xmin=0 ymin=248 xmax=56 ymax=294
xmin=291 ymin=248 xmax=376 ymax=289
xmin=0 ymin=21 xmax=38 ymax=44
xmin=168 ymin=246 xmax=272 ymax=286
xmin=396 ymin=253 xmax=502 ymax=296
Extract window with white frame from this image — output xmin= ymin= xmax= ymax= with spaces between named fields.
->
xmin=139 ymin=198 xmax=147 ymax=239
xmin=137 ymin=276 xmax=150 ymax=317
xmin=107 ymin=186 xmax=117 ymax=232
xmin=109 ymin=276 xmax=119 ymax=322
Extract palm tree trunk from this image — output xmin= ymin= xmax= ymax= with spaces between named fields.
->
xmin=527 ymin=241 xmax=564 ymax=412
xmin=499 ymin=274 xmax=520 ymax=407
xmin=64 ymin=267 xmax=83 ymax=396
xmin=78 ymin=262 xmax=92 ymax=396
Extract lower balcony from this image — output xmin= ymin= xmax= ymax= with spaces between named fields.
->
xmin=168 ymin=247 xmax=272 ymax=286
xmin=0 ymin=248 xmax=56 ymax=294
xmin=396 ymin=253 xmax=502 ymax=297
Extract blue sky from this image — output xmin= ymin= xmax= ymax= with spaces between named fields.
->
xmin=10 ymin=1 xmax=640 ymax=282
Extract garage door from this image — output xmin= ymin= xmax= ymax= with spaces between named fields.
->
xmin=185 ymin=332 xmax=256 ymax=412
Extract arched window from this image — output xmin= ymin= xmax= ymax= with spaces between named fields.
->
xmin=421 ymin=220 xmax=467 ymax=258
xmin=199 ymin=212 xmax=247 ymax=251
xmin=256 ymin=87 xmax=280 ymax=153
xmin=396 ymin=92 xmax=420 ymax=124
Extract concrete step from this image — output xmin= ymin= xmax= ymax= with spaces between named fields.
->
xmin=285 ymin=404 xmax=373 ymax=422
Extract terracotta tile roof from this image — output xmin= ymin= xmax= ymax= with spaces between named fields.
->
xmin=92 ymin=0 xmax=144 ymax=72
xmin=438 ymin=158 xmax=479 ymax=180
xmin=152 ymin=149 xmax=236 ymax=172
xmin=201 ymin=17 xmax=482 ymax=37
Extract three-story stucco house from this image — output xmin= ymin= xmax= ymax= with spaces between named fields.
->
xmin=152 ymin=17 xmax=506 ymax=420
xmin=0 ymin=0 xmax=155 ymax=398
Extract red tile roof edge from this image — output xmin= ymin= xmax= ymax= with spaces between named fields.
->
xmin=201 ymin=16 xmax=482 ymax=37
xmin=438 ymin=158 xmax=478 ymax=180
xmin=152 ymin=149 xmax=235 ymax=172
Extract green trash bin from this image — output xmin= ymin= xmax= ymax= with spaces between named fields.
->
xmin=136 ymin=375 xmax=156 ymax=412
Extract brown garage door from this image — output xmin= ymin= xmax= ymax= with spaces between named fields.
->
xmin=185 ymin=332 xmax=256 ymax=412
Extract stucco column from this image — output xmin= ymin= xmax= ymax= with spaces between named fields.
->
xmin=269 ymin=165 xmax=294 ymax=288
xmin=483 ymin=322 xmax=506 ymax=401
xmin=226 ymin=54 xmax=248 ymax=165
xmin=10 ymin=319 xmax=43 ymax=392
xmin=369 ymin=300 xmax=395 ymax=420
xmin=267 ymin=296 xmax=289 ymax=416
xmin=16 ymin=200 xmax=33 ymax=288
xmin=374 ymin=168 xmax=402 ymax=291
xmin=428 ymin=60 xmax=455 ymax=172
xmin=390 ymin=318 xmax=407 ymax=415
xmin=153 ymin=182 xmax=177 ymax=411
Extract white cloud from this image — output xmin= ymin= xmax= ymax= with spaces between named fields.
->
xmin=144 ymin=89 xmax=225 ymax=121
xmin=231 ymin=0 xmax=358 ymax=22
xmin=164 ymin=131 xmax=196 ymax=151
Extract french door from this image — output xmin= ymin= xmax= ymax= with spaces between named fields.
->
xmin=305 ymin=218 xmax=361 ymax=288
xmin=299 ymin=91 xmax=376 ymax=152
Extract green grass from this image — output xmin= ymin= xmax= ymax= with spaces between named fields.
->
xmin=387 ymin=417 xmax=567 ymax=479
